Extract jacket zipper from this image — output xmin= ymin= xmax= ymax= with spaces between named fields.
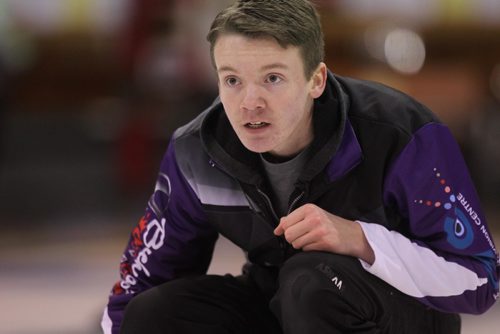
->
xmin=255 ymin=188 xmax=290 ymax=257
xmin=210 ymin=156 xmax=307 ymax=262
xmin=257 ymin=188 xmax=306 ymax=258
xmin=287 ymin=191 xmax=305 ymax=215
xmin=256 ymin=188 xmax=279 ymax=222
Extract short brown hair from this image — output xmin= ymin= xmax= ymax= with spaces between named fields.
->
xmin=207 ymin=0 xmax=325 ymax=79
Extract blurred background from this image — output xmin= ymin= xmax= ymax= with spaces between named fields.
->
xmin=0 ymin=0 xmax=499 ymax=333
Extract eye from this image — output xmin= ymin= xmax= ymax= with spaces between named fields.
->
xmin=266 ymin=74 xmax=283 ymax=84
xmin=224 ymin=76 xmax=240 ymax=87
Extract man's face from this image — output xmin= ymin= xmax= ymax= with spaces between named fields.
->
xmin=213 ymin=34 xmax=326 ymax=157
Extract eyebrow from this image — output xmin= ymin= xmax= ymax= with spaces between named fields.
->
xmin=217 ymin=62 xmax=289 ymax=74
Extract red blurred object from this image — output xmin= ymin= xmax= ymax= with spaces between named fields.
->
xmin=116 ymin=114 xmax=155 ymax=193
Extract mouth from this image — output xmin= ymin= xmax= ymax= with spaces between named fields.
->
xmin=245 ymin=122 xmax=269 ymax=129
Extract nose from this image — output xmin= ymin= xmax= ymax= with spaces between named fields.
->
xmin=241 ymin=85 xmax=265 ymax=112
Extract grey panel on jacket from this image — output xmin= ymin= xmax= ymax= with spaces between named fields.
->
xmin=173 ymin=127 xmax=249 ymax=207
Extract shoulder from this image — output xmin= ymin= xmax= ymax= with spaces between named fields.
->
xmin=171 ymin=97 xmax=223 ymax=159
xmin=336 ymin=75 xmax=439 ymax=137
xmin=173 ymin=107 xmax=210 ymax=142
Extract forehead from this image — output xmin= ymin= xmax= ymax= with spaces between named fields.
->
xmin=213 ymin=34 xmax=304 ymax=73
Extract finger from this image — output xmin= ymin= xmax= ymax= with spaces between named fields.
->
xmin=274 ymin=215 xmax=299 ymax=236
xmin=302 ymin=241 xmax=324 ymax=252
xmin=274 ymin=224 xmax=284 ymax=236
xmin=278 ymin=203 xmax=316 ymax=232
xmin=288 ymin=229 xmax=320 ymax=250
xmin=295 ymin=227 xmax=333 ymax=251
xmin=285 ymin=204 xmax=312 ymax=223
xmin=274 ymin=215 xmax=290 ymax=235
xmin=282 ymin=220 xmax=310 ymax=244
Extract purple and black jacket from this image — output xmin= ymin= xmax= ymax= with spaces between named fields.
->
xmin=102 ymin=72 xmax=499 ymax=333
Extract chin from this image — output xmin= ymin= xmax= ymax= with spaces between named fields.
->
xmin=244 ymin=145 xmax=268 ymax=154
xmin=241 ymin=141 xmax=272 ymax=154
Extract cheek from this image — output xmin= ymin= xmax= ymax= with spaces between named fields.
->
xmin=280 ymin=100 xmax=311 ymax=131
xmin=219 ymin=89 xmax=229 ymax=106
xmin=222 ymin=105 xmax=237 ymax=126
xmin=220 ymin=90 xmax=240 ymax=111
xmin=281 ymin=94 xmax=309 ymax=119
xmin=220 ymin=96 xmax=237 ymax=118
xmin=284 ymin=112 xmax=302 ymax=131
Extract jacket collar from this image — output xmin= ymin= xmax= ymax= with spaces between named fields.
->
xmin=200 ymin=71 xmax=362 ymax=185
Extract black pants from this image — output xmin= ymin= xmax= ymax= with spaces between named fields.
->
xmin=121 ymin=252 xmax=461 ymax=333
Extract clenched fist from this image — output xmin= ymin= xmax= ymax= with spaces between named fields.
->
xmin=274 ymin=203 xmax=375 ymax=264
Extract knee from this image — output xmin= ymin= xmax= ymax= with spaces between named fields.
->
xmin=275 ymin=252 xmax=349 ymax=313
xmin=121 ymin=282 xmax=179 ymax=332
xmin=122 ymin=287 xmax=165 ymax=327
xmin=277 ymin=268 xmax=325 ymax=315
xmin=279 ymin=252 xmax=351 ymax=290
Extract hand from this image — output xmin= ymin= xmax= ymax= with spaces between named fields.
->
xmin=274 ymin=203 xmax=375 ymax=264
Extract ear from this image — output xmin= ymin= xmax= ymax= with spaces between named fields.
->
xmin=309 ymin=62 xmax=327 ymax=99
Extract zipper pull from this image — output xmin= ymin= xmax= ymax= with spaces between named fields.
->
xmin=287 ymin=190 xmax=305 ymax=215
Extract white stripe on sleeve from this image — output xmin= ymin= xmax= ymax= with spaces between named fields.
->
xmin=357 ymin=221 xmax=487 ymax=298
xmin=101 ymin=307 xmax=112 ymax=334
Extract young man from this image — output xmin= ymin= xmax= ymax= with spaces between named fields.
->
xmin=102 ymin=1 xmax=499 ymax=333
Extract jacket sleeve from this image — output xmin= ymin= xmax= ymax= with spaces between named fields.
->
xmin=101 ymin=141 xmax=219 ymax=334
xmin=359 ymin=122 xmax=499 ymax=314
